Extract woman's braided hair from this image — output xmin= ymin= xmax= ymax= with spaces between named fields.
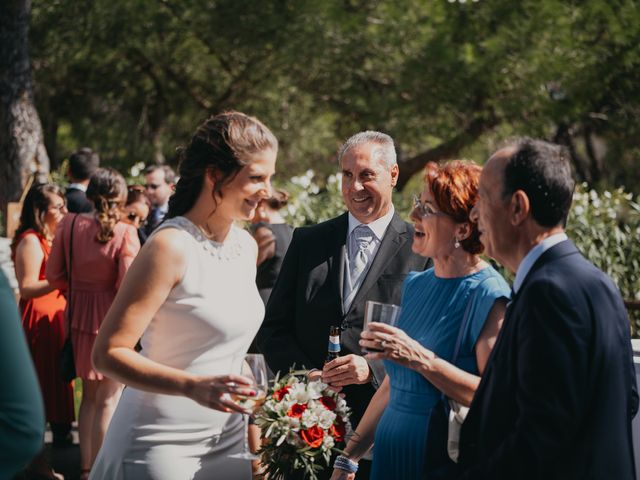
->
xmin=86 ymin=168 xmax=127 ymax=243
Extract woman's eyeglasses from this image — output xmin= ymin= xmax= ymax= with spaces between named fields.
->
xmin=412 ymin=195 xmax=450 ymax=219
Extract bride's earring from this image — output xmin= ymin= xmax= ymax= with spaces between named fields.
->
xmin=454 ymin=238 xmax=461 ymax=249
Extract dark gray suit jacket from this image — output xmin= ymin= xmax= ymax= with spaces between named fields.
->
xmin=457 ymin=240 xmax=638 ymax=479
xmin=65 ymin=187 xmax=93 ymax=213
xmin=257 ymin=211 xmax=429 ymax=427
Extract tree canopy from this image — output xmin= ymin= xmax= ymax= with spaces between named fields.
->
xmin=29 ymin=0 xmax=640 ymax=191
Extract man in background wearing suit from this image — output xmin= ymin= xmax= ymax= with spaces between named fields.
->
xmin=458 ymin=138 xmax=638 ymax=479
xmin=65 ymin=147 xmax=99 ymax=213
xmin=257 ymin=131 xmax=429 ymax=479
xmin=141 ymin=164 xmax=176 ymax=242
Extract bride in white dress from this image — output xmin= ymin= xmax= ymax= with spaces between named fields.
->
xmin=90 ymin=111 xmax=278 ymax=480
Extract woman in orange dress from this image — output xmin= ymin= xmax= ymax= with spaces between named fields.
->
xmin=11 ymin=183 xmax=74 ymax=479
xmin=47 ymin=168 xmax=140 ymax=479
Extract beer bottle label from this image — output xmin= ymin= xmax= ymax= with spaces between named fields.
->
xmin=328 ymin=335 xmax=341 ymax=353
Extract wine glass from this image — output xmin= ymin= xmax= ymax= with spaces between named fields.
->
xmin=228 ymin=353 xmax=268 ymax=460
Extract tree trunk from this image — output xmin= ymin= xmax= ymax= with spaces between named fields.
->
xmin=396 ymin=115 xmax=498 ymax=191
xmin=0 ymin=0 xmax=50 ymax=228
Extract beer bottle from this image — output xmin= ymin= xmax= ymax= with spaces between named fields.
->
xmin=325 ymin=325 xmax=341 ymax=363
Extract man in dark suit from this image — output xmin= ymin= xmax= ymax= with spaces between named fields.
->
xmin=141 ymin=164 xmax=176 ymax=242
xmin=65 ymin=147 xmax=99 ymax=213
xmin=257 ymin=131 xmax=428 ymax=479
xmin=457 ymin=138 xmax=638 ymax=479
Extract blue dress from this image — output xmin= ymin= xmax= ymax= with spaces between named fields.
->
xmin=370 ymin=266 xmax=510 ymax=480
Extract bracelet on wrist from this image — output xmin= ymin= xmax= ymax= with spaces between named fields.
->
xmin=334 ymin=455 xmax=358 ymax=473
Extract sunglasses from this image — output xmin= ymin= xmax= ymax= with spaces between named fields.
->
xmin=49 ymin=202 xmax=67 ymax=212
xmin=127 ymin=212 xmax=147 ymax=225
xmin=412 ymin=195 xmax=450 ymax=219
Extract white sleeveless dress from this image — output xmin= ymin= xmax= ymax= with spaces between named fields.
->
xmin=91 ymin=217 xmax=263 ymax=480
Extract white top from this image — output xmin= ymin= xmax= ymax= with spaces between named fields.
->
xmin=67 ymin=182 xmax=87 ymax=192
xmin=513 ymin=232 xmax=568 ymax=294
xmin=91 ymin=216 xmax=260 ymax=479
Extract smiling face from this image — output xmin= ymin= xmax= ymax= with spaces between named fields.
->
xmin=409 ymin=185 xmax=459 ymax=260
xmin=341 ymin=143 xmax=398 ymax=224
xmin=44 ymin=193 xmax=67 ymax=235
xmin=470 ymin=149 xmax=513 ymax=265
xmin=215 ymin=148 xmax=277 ymax=222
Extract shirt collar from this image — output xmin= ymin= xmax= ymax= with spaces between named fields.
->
xmin=68 ymin=183 xmax=87 ymax=192
xmin=346 ymin=206 xmax=395 ymax=242
xmin=513 ymin=232 xmax=568 ymax=293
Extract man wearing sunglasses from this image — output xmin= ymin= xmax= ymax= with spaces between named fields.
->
xmin=142 ymin=164 xmax=176 ymax=239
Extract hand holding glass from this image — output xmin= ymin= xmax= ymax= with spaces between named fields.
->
xmin=228 ymin=353 xmax=268 ymax=460
xmin=362 ymin=301 xmax=402 ymax=353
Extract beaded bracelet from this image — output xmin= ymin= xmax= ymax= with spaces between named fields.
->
xmin=334 ymin=455 xmax=359 ymax=473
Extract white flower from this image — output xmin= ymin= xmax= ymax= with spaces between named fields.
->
xmin=288 ymin=383 xmax=312 ymax=404
xmin=301 ymin=409 xmax=319 ymax=429
xmin=322 ymin=434 xmax=335 ymax=450
xmin=306 ymin=380 xmax=325 ymax=400
xmin=317 ymin=409 xmax=337 ymax=429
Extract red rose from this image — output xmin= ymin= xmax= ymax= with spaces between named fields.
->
xmin=330 ymin=419 xmax=346 ymax=442
xmin=319 ymin=396 xmax=336 ymax=411
xmin=286 ymin=403 xmax=307 ymax=418
xmin=300 ymin=425 xmax=325 ymax=448
xmin=273 ymin=385 xmax=290 ymax=401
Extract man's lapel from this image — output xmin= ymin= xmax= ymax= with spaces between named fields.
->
xmin=327 ymin=213 xmax=348 ymax=316
xmin=468 ymin=240 xmax=579 ymax=411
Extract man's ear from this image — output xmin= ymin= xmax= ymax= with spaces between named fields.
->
xmin=390 ymin=164 xmax=399 ymax=187
xmin=510 ymin=190 xmax=530 ymax=226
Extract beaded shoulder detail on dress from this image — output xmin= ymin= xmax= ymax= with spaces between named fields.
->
xmin=160 ymin=216 xmax=244 ymax=261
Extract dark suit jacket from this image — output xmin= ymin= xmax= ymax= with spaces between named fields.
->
xmin=256 ymin=211 xmax=429 ymax=427
xmin=65 ymin=187 xmax=93 ymax=213
xmin=458 ymin=240 xmax=638 ymax=479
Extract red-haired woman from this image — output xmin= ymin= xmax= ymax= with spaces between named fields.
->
xmin=11 ymin=183 xmax=73 ymax=479
xmin=46 ymin=168 xmax=140 ymax=479
xmin=331 ymin=161 xmax=511 ymax=480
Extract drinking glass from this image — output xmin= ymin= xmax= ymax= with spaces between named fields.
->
xmin=228 ymin=353 xmax=268 ymax=460
xmin=362 ymin=300 xmax=402 ymax=353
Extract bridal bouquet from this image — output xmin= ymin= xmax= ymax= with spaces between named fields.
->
xmin=254 ymin=370 xmax=352 ymax=480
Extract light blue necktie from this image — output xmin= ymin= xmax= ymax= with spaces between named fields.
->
xmin=350 ymin=225 xmax=374 ymax=287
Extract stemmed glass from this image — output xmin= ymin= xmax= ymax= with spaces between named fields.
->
xmin=228 ymin=353 xmax=268 ymax=460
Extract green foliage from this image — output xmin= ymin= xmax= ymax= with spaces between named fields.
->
xmin=567 ymin=185 xmax=640 ymax=335
xmin=281 ymin=177 xmax=640 ymax=335
xmin=28 ymin=0 xmax=640 ymax=190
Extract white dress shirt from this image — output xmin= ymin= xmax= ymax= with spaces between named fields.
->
xmin=513 ymin=232 xmax=568 ymax=294
xmin=342 ymin=207 xmax=395 ymax=311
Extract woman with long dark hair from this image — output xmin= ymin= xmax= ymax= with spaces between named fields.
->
xmin=46 ymin=168 xmax=140 ymax=479
xmin=11 ymin=183 xmax=73 ymax=479
xmin=89 ymin=111 xmax=278 ymax=479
